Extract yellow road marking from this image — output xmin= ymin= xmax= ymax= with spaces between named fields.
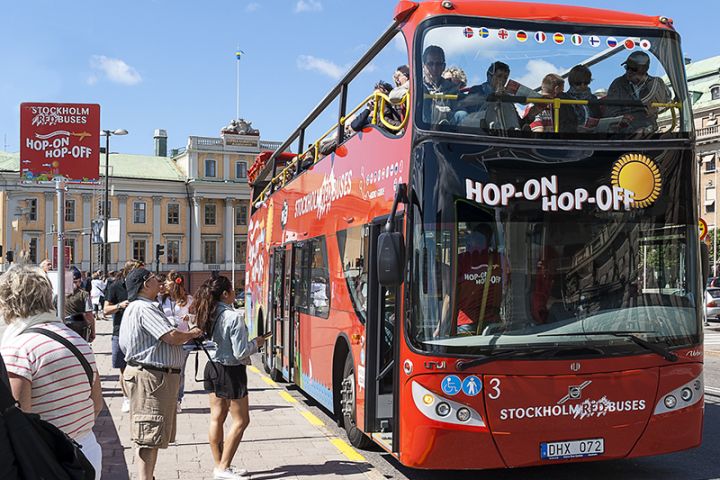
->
xmin=330 ymin=438 xmax=366 ymax=462
xmin=279 ymin=391 xmax=297 ymax=403
xmin=248 ymin=366 xmax=261 ymax=374
xmin=260 ymin=376 xmax=278 ymax=387
xmin=301 ymin=410 xmax=325 ymax=426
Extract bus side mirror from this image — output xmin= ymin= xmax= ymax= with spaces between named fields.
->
xmin=701 ymin=242 xmax=710 ymax=284
xmin=377 ymin=232 xmax=404 ymax=287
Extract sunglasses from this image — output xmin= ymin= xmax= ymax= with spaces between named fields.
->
xmin=571 ymin=80 xmax=591 ymax=86
xmin=625 ymin=65 xmax=644 ymax=73
xmin=425 ymin=61 xmax=445 ymax=68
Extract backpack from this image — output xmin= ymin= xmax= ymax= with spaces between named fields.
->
xmin=0 ymin=328 xmax=96 ymax=479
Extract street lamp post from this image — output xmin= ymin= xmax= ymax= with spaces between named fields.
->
xmin=101 ymin=129 xmax=127 ymax=276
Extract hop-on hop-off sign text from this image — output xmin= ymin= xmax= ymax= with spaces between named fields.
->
xmin=20 ymin=103 xmax=100 ymax=183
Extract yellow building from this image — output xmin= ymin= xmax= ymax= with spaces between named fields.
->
xmin=0 ymin=121 xmax=280 ymax=291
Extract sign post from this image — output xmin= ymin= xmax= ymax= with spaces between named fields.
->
xmin=20 ymin=103 xmax=101 ymax=183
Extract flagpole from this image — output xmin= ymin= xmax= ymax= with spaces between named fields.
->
xmin=236 ymin=48 xmax=242 ymax=120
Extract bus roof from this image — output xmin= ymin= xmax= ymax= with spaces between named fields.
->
xmin=400 ymin=0 xmax=675 ymax=31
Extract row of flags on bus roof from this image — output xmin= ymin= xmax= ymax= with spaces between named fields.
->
xmin=461 ymin=27 xmax=652 ymax=50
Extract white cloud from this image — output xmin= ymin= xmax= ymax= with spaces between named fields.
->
xmin=295 ymin=0 xmax=322 ymax=13
xmin=515 ymin=59 xmax=564 ymax=90
xmin=89 ymin=55 xmax=142 ymax=85
xmin=297 ymin=55 xmax=345 ymax=79
xmin=246 ymin=2 xmax=260 ymax=12
xmin=86 ymin=75 xmax=98 ymax=86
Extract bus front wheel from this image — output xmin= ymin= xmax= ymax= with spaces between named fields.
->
xmin=341 ymin=355 xmax=372 ymax=449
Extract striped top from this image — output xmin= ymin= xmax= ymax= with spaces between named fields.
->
xmin=0 ymin=314 xmax=97 ymax=440
xmin=119 ymin=296 xmax=184 ymax=369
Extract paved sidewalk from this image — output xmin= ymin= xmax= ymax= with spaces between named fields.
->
xmin=93 ymin=317 xmax=382 ymax=479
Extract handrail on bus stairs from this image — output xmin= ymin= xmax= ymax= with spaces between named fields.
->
xmin=254 ymin=91 xmax=409 ymax=206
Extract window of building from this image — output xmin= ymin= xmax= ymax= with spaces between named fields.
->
xmin=65 ymin=199 xmax=76 ymax=222
xmin=167 ymin=203 xmax=179 ymax=224
xmin=205 ymin=158 xmax=217 ymax=178
xmin=65 ymin=238 xmax=76 ymax=265
xmin=235 ymin=240 xmax=246 ymax=263
xmin=27 ymin=237 xmax=38 ymax=264
xmin=235 ymin=161 xmax=247 ymax=179
xmin=204 ymin=203 xmax=216 ymax=225
xmin=204 ymin=240 xmax=217 ymax=264
xmin=706 ymin=155 xmax=717 ymax=173
xmin=167 ymin=239 xmax=180 ymax=264
xmin=706 ymin=186 xmax=716 ymax=213
xmin=293 ymin=236 xmax=330 ymax=318
xmin=235 ymin=205 xmax=247 ymax=226
xmin=337 ymin=225 xmax=369 ymax=322
xmin=712 ymin=86 xmax=720 ymax=101
xmin=133 ymin=201 xmax=146 ymax=224
xmin=133 ymin=239 xmax=147 ymax=263
xmin=27 ymin=199 xmax=37 ymax=221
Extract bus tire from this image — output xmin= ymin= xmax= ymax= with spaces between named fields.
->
xmin=341 ymin=354 xmax=372 ymax=449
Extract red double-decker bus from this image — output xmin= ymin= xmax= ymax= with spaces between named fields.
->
xmin=246 ymin=0 xmax=704 ymax=469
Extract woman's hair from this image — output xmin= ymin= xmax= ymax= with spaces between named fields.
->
xmin=166 ymin=270 xmax=189 ymax=306
xmin=191 ymin=275 xmax=233 ymax=335
xmin=0 ymin=265 xmax=54 ymax=323
xmin=568 ymin=64 xmax=592 ymax=86
xmin=117 ymin=259 xmax=143 ymax=282
xmin=442 ymin=66 xmax=468 ymax=88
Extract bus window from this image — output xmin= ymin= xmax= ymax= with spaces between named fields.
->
xmin=337 ymin=225 xmax=370 ymax=322
xmin=416 ymin=20 xmax=691 ymax=139
xmin=294 ymin=236 xmax=331 ymax=318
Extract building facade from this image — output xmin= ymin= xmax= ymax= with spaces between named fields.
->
xmin=0 ymin=121 xmax=280 ymax=291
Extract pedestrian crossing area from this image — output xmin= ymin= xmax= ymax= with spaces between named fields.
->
xmin=704 ymin=327 xmax=720 ymax=352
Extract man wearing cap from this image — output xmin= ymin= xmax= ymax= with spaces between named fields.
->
xmin=606 ymin=51 xmax=671 ymax=134
xmin=119 ymin=267 xmax=204 ymax=480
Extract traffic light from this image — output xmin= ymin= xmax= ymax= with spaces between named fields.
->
xmin=6 ymin=251 xmax=14 ymax=263
xmin=155 ymin=244 xmax=165 ymax=258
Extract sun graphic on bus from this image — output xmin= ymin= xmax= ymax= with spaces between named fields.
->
xmin=610 ymin=153 xmax=661 ymax=208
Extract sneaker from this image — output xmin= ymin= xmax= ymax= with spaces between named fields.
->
xmin=176 ymin=401 xmax=182 ymax=413
xmin=121 ymin=397 xmax=130 ymax=413
xmin=213 ymin=467 xmax=248 ymax=479
xmin=230 ymin=467 xmax=248 ymax=476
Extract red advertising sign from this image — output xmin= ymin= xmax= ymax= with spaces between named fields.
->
xmin=52 ymin=245 xmax=73 ymax=270
xmin=20 ymin=102 xmax=101 ymax=183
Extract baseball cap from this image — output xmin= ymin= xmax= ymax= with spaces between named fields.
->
xmin=125 ymin=267 xmax=155 ymax=301
xmin=622 ymin=51 xmax=650 ymax=68
xmin=71 ymin=267 xmax=82 ymax=280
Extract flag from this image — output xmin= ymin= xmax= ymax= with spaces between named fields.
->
xmin=606 ymin=37 xmax=618 ymax=48
xmin=479 ymin=27 xmax=490 ymax=38
xmin=624 ymin=38 xmax=636 ymax=50
xmin=235 ymin=50 xmax=245 ymax=59
xmin=516 ymin=30 xmax=528 ymax=42
xmin=553 ymin=33 xmax=565 ymax=44
xmin=498 ymin=28 xmax=509 ymax=40
xmin=535 ymin=31 xmax=547 ymax=43
xmin=571 ymin=34 xmax=582 ymax=46
xmin=588 ymin=35 xmax=601 ymax=47
xmin=640 ymin=39 xmax=651 ymax=50
xmin=463 ymin=27 xmax=474 ymax=38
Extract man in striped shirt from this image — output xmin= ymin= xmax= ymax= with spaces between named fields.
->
xmin=119 ymin=267 xmax=203 ymax=480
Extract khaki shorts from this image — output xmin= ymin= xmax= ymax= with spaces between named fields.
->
xmin=123 ymin=365 xmax=180 ymax=449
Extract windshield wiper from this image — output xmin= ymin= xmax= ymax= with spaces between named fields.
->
xmin=455 ymin=345 xmax=603 ymax=371
xmin=539 ymin=331 xmax=678 ymax=362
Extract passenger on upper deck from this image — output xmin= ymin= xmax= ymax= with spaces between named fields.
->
xmin=351 ymin=80 xmax=402 ymax=133
xmin=454 ymin=61 xmax=533 ymax=130
xmin=606 ymin=51 xmax=671 ymax=134
xmin=566 ymin=65 xmax=601 ymax=131
xmin=442 ymin=66 xmax=467 ymax=90
xmin=389 ymin=65 xmax=410 ymax=119
xmin=421 ymin=45 xmax=458 ymax=124
xmin=522 ymin=73 xmax=577 ymax=133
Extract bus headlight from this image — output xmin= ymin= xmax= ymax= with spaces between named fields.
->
xmin=436 ymin=402 xmax=451 ymax=417
xmin=681 ymin=388 xmax=693 ymax=402
xmin=456 ymin=407 xmax=471 ymax=422
xmin=664 ymin=395 xmax=677 ymax=409
xmin=422 ymin=394 xmax=435 ymax=406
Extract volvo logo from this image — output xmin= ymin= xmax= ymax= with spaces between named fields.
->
xmin=570 ymin=362 xmax=581 ymax=372
xmin=558 ymin=380 xmax=592 ymax=404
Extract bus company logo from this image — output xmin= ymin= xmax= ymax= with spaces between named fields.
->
xmin=29 ymin=105 xmax=91 ymax=127
xmin=465 ymin=176 xmax=635 ymax=213
xmin=499 ymin=396 xmax=647 ymax=421
xmin=610 ymin=153 xmax=661 ymax=208
xmin=294 ymin=167 xmax=352 ymax=220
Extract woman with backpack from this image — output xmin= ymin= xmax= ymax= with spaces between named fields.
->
xmin=0 ymin=264 xmax=103 ymax=479
xmin=192 ymin=275 xmax=265 ymax=480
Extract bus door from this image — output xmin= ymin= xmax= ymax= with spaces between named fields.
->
xmin=279 ymin=243 xmax=295 ymax=382
xmin=267 ymin=247 xmax=285 ymax=379
xmin=365 ymin=217 xmax=401 ymax=452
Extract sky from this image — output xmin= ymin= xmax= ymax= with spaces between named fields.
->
xmin=1 ymin=0 xmax=718 ymax=156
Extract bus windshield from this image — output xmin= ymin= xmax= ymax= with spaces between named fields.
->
xmin=409 ymin=144 xmax=699 ymax=355
xmin=416 ymin=18 xmax=691 ymax=139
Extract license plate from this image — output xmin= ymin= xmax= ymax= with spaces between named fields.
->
xmin=540 ymin=438 xmax=604 ymax=460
